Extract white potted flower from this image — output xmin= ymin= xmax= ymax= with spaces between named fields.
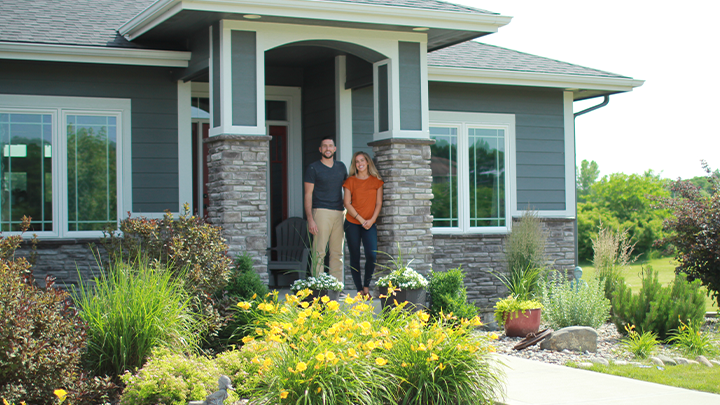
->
xmin=376 ymin=257 xmax=428 ymax=309
xmin=290 ymin=273 xmax=343 ymax=301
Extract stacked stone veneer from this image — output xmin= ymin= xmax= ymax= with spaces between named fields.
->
xmin=15 ymin=240 xmax=104 ymax=289
xmin=432 ymin=218 xmax=575 ymax=321
xmin=205 ymin=135 xmax=270 ymax=283
xmin=368 ymin=138 xmax=435 ymax=275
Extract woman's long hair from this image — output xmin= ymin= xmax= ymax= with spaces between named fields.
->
xmin=349 ymin=151 xmax=382 ymax=181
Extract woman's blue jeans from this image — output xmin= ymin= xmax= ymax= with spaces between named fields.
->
xmin=344 ymin=220 xmax=378 ymax=291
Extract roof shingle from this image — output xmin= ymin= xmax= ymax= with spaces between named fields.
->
xmin=428 ymin=41 xmax=629 ymax=79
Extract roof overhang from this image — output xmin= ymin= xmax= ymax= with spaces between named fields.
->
xmin=428 ymin=66 xmax=645 ymax=100
xmin=0 ymin=42 xmax=191 ymax=67
xmin=119 ymin=0 xmax=512 ymax=51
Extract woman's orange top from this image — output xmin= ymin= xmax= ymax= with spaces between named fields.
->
xmin=343 ymin=175 xmax=384 ymax=225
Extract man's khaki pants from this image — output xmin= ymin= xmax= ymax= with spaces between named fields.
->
xmin=312 ymin=208 xmax=345 ymax=283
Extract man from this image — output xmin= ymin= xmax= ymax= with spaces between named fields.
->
xmin=304 ymin=136 xmax=347 ymax=282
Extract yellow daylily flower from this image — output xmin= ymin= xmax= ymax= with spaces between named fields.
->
xmin=325 ymin=351 xmax=336 ymax=361
xmin=295 ymin=361 xmax=308 ymax=372
xmin=237 ymin=301 xmax=252 ymax=310
xmin=438 ymin=363 xmax=446 ymax=371
xmin=428 ymin=353 xmax=439 ymax=361
xmin=489 ymin=333 xmax=499 ymax=340
xmin=316 ymin=353 xmax=325 ymax=362
xmin=327 ymin=301 xmax=339 ymax=311
xmin=54 ymin=389 xmax=68 ymax=400
xmin=280 ymin=391 xmax=289 ymax=399
xmin=316 ymin=386 xmax=322 ymax=394
xmin=375 ymin=357 xmax=388 ymax=366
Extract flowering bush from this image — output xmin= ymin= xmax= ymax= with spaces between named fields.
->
xmin=235 ymin=289 xmax=503 ymax=404
xmin=120 ymin=348 xmax=241 ymax=405
xmin=290 ymin=273 xmax=343 ymax=292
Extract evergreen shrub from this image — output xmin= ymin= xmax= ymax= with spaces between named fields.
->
xmin=428 ymin=267 xmax=478 ymax=321
xmin=611 ymin=267 xmax=705 ymax=340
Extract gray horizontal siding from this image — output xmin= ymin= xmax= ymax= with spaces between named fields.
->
xmin=352 ymin=85 xmax=374 ymax=157
xmin=0 ymin=59 xmax=180 ymax=213
xmin=302 ymin=60 xmax=336 ymax=170
xmin=429 ymin=82 xmax=566 ymax=211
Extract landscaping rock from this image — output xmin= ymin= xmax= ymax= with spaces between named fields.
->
xmin=687 ymin=359 xmax=700 ymax=365
xmin=675 ymin=357 xmax=689 ymax=365
xmin=650 ymin=357 xmax=664 ymax=367
xmin=540 ymin=326 xmax=598 ymax=353
xmin=577 ymin=362 xmax=594 ymax=369
xmin=613 ymin=360 xmax=628 ymax=366
xmin=656 ymin=355 xmax=677 ymax=366
xmin=710 ymin=359 xmax=720 ymax=367
xmin=591 ymin=358 xmax=609 ymax=366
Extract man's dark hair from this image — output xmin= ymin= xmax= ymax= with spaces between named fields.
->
xmin=320 ymin=136 xmax=335 ymax=146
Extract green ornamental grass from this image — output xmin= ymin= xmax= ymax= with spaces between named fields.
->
xmin=73 ymin=260 xmax=200 ymax=377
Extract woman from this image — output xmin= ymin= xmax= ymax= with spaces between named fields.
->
xmin=343 ymin=151 xmax=384 ymax=298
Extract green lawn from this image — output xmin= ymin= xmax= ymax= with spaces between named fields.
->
xmin=580 ymin=257 xmax=718 ymax=313
xmin=570 ymin=363 xmax=720 ymax=394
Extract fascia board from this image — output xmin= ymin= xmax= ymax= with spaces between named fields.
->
xmin=428 ymin=66 xmax=645 ymax=92
xmin=0 ymin=42 xmax=191 ymax=67
xmin=120 ymin=0 xmax=512 ymax=41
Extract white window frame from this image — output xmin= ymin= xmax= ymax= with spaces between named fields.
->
xmin=429 ymin=111 xmax=516 ymax=235
xmin=0 ymin=94 xmax=130 ymax=238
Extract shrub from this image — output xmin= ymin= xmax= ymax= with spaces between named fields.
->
xmin=667 ymin=319 xmax=718 ymax=357
xmin=611 ymin=268 xmax=706 ymax=340
xmin=620 ymin=324 xmax=659 ymax=359
xmin=238 ymin=291 xmax=503 ymax=404
xmin=592 ymin=225 xmax=636 ymax=302
xmin=428 ymin=267 xmax=478 ymax=321
xmin=656 ymin=161 xmax=720 ymax=307
xmin=73 ymin=260 xmax=200 ymax=377
xmin=120 ymin=348 xmax=240 ymax=405
xmin=539 ymin=273 xmax=611 ymax=329
xmin=505 ymin=210 xmax=547 ymax=275
xmin=226 ymin=253 xmax=268 ymax=300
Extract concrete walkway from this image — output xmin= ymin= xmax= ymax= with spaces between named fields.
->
xmin=499 ymin=354 xmax=720 ymax=405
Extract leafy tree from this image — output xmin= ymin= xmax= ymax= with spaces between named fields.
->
xmin=577 ymin=159 xmax=600 ymax=202
xmin=656 ymin=161 xmax=720 ymax=307
xmin=577 ymin=172 xmax=671 ymax=261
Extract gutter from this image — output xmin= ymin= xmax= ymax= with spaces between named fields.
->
xmin=572 ymin=95 xmax=610 ymax=267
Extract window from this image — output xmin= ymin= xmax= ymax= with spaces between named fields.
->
xmin=429 ymin=112 xmax=515 ymax=234
xmin=0 ymin=95 xmax=129 ymax=237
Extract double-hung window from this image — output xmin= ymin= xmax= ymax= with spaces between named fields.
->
xmin=0 ymin=95 xmax=129 ymax=237
xmin=429 ymin=111 xmax=515 ymax=234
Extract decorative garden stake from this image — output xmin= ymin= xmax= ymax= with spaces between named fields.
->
xmin=188 ymin=375 xmax=234 ymax=405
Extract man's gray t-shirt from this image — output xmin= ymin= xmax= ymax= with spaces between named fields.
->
xmin=304 ymin=160 xmax=347 ymax=211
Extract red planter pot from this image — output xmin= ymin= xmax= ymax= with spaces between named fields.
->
xmin=503 ymin=308 xmax=542 ymax=337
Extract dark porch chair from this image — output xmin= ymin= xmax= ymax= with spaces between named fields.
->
xmin=267 ymin=217 xmax=311 ymax=287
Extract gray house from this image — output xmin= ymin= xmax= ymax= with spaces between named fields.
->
xmin=0 ymin=0 xmax=642 ymax=313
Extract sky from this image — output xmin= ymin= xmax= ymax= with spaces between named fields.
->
xmin=448 ymin=0 xmax=719 ymax=180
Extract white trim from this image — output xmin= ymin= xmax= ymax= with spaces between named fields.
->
xmin=177 ymin=81 xmax=193 ymax=213
xmin=428 ymin=66 xmax=645 ymax=93
xmin=0 ymin=94 xmax=131 ymax=238
xmin=0 ymin=42 xmax=191 ymax=67
xmin=429 ymin=111 xmax=516 ymax=235
xmin=265 ymin=86 xmax=302 ymax=219
xmin=119 ymin=0 xmax=511 ymax=42
xmin=335 ymin=56 xmax=353 ymax=169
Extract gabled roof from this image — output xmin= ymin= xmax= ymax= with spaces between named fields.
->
xmin=429 ymin=41 xmax=628 ymax=79
xmin=0 ymin=0 xmax=501 ymax=50
xmin=428 ymin=41 xmax=644 ymax=100
xmin=0 ymin=0 xmax=150 ymax=48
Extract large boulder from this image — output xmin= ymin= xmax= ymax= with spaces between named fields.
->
xmin=540 ymin=326 xmax=598 ymax=353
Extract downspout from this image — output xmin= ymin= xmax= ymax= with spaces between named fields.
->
xmin=572 ymin=95 xmax=610 ymax=267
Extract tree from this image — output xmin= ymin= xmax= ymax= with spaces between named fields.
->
xmin=577 ymin=172 xmax=671 ymax=262
xmin=577 ymin=159 xmax=600 ymax=203
xmin=657 ymin=161 xmax=720 ymax=307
